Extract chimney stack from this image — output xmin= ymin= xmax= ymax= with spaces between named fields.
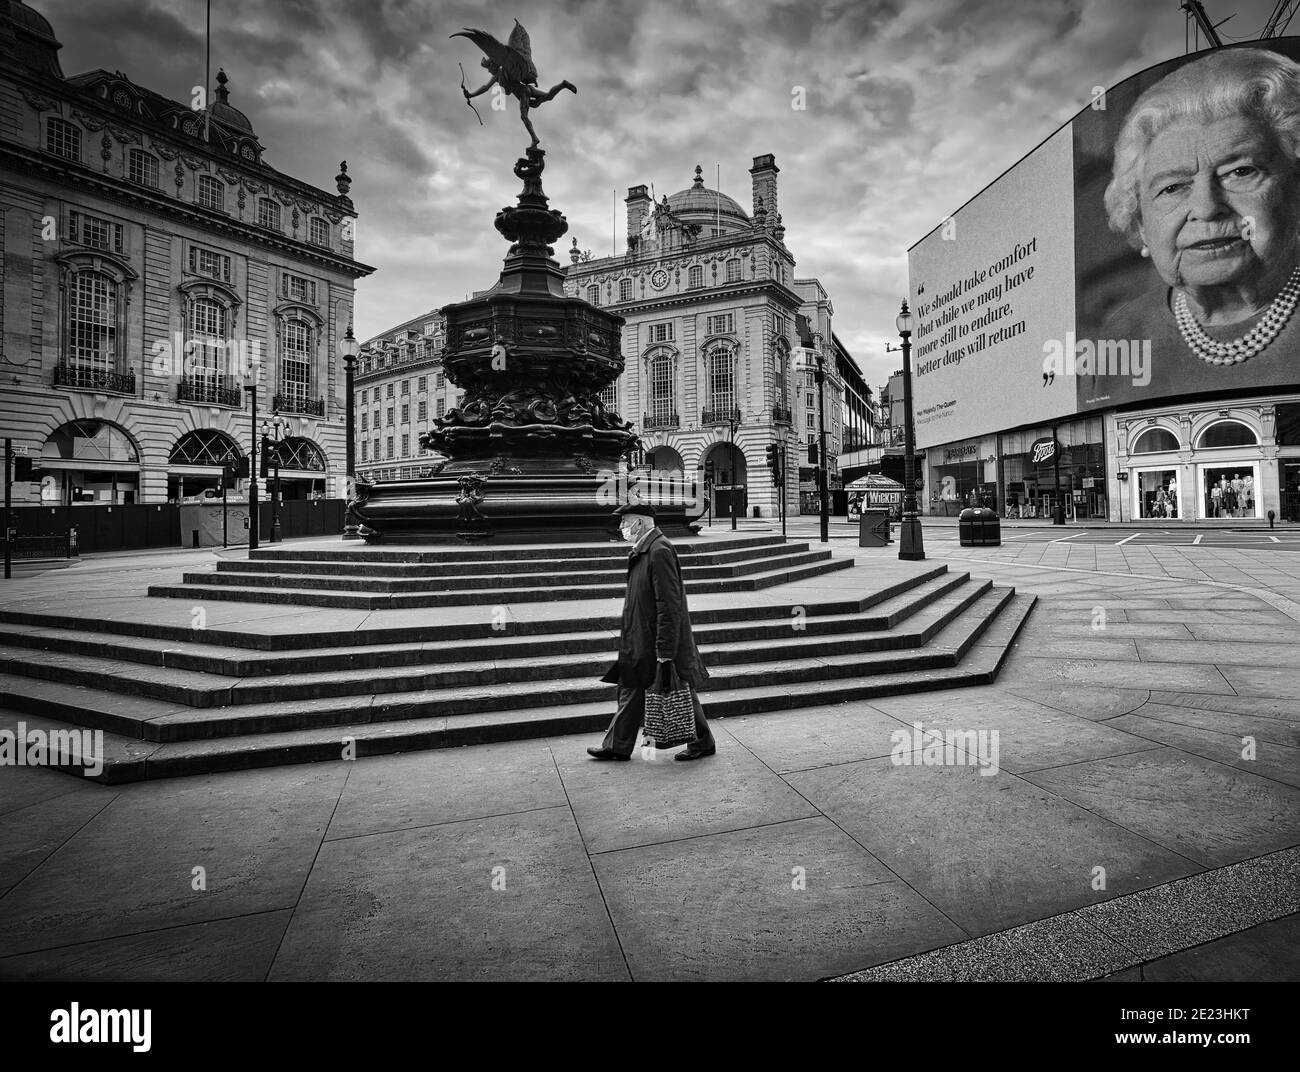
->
xmin=749 ymin=154 xmax=779 ymax=231
xmin=625 ymin=185 xmax=651 ymax=249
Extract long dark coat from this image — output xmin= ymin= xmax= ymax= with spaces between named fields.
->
xmin=599 ymin=529 xmax=710 ymax=689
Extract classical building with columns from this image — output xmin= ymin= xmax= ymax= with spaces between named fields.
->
xmin=0 ymin=0 xmax=373 ymax=506
xmin=562 ymin=155 xmax=864 ymax=519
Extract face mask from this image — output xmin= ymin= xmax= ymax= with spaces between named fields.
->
xmin=620 ymin=522 xmax=637 ymax=542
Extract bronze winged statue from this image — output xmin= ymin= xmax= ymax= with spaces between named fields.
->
xmin=452 ymin=19 xmax=576 ymax=148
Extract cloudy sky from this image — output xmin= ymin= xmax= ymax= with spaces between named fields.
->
xmin=37 ymin=0 xmax=1294 ymax=389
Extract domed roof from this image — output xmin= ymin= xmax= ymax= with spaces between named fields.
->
xmin=665 ymin=165 xmax=748 ymax=223
xmin=209 ymin=68 xmax=254 ymax=133
xmin=1 ymin=0 xmax=64 ymax=77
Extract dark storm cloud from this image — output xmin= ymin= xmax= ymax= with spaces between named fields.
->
xmin=30 ymin=0 xmax=1291 ymax=387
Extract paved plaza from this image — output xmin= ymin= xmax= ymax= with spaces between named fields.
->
xmin=0 ymin=525 xmax=1298 ymax=981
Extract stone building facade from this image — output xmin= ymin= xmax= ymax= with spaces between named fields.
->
xmin=0 ymin=0 xmax=373 ymax=506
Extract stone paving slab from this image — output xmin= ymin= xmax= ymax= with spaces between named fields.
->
xmin=1108 ymin=912 xmax=1300 ymax=981
xmin=0 ymin=757 xmax=105 ymax=818
xmin=0 ymin=909 xmax=292 ymax=982
xmin=1145 ymin=691 xmax=1300 ymax=722
xmin=325 ymin=739 xmax=569 ymax=841
xmin=591 ymin=816 xmax=966 ymax=981
xmin=863 ymin=688 xmax=1163 ymax=775
xmin=0 ymin=786 xmax=115 ymax=890
xmin=996 ymin=652 xmax=1235 ymax=694
xmin=1106 ymin=712 xmax=1300 ymax=790
xmin=0 ymin=763 xmax=347 ymax=957
xmin=559 ymin=724 xmax=818 ymax=855
xmin=785 ymin=757 xmax=1199 ymax=937
xmin=1021 ymin=750 xmax=1300 ymax=868
xmin=267 ymin=806 xmax=627 ymax=982
xmin=718 ymin=702 xmax=905 ymax=774
xmin=1219 ymin=665 xmax=1300 ymax=699
xmin=1002 ymin=685 xmax=1150 ymax=721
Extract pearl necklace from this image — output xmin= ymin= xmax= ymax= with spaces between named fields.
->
xmin=1173 ymin=264 xmax=1300 ymax=365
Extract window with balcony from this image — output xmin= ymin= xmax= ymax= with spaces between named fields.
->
xmin=67 ymin=270 xmax=117 ymax=376
xmin=647 ymin=349 xmax=675 ymax=427
xmin=46 ymin=116 xmax=81 ymax=161
xmin=127 ymin=148 xmax=158 ymax=187
xmin=179 ymin=296 xmax=238 ymax=405
xmin=704 ymin=345 xmax=736 ymax=422
xmin=197 ymin=175 xmax=225 ymax=211
xmin=278 ymin=318 xmax=313 ymax=410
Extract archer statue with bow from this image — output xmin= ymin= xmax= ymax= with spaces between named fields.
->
xmin=453 ymin=19 xmax=576 ymax=148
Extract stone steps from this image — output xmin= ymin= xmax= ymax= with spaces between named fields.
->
xmin=0 ymin=594 xmax=1036 ymax=782
xmin=0 ymin=570 xmax=970 ymax=677
xmin=146 ymin=555 xmax=857 ymax=608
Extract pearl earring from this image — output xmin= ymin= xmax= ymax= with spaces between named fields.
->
xmin=1140 ymin=245 xmax=1149 ymax=258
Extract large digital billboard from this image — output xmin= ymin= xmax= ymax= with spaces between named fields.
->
xmin=908 ymin=39 xmax=1300 ymax=450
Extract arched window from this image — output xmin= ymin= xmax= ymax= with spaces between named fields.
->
xmin=44 ymin=419 xmax=138 ymax=463
xmin=280 ymin=318 xmax=314 ymax=408
xmin=648 ymin=349 xmax=675 ymax=423
xmin=276 ymin=436 xmax=327 ymax=471
xmin=689 ymin=265 xmax=703 ymax=289
xmin=1196 ymin=421 xmax=1258 ymax=449
xmin=1130 ymin=427 xmax=1178 ymax=454
xmin=67 ymin=270 xmax=118 ymax=372
xmin=188 ymin=297 xmax=226 ymax=383
xmin=707 ymin=344 xmax=736 ymax=416
xmin=170 ymin=429 xmax=242 ymax=466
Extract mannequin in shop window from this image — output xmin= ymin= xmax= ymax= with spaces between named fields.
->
xmin=1231 ymin=473 xmax=1245 ymax=518
xmin=1211 ymin=481 xmax=1223 ymax=517
xmin=1244 ymin=474 xmax=1255 ymax=515
xmin=1223 ymin=477 xmax=1238 ymax=518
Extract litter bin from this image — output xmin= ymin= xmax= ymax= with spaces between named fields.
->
xmin=858 ymin=510 xmax=891 ymax=547
xmin=958 ymin=507 xmax=1001 ymax=547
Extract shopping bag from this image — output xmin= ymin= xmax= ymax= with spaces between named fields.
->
xmin=643 ymin=662 xmax=697 ymax=749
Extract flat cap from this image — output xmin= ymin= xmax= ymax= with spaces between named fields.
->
xmin=613 ymin=502 xmax=656 ymax=518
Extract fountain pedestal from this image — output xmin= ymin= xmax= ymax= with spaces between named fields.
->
xmin=352 ymin=148 xmax=696 ymax=543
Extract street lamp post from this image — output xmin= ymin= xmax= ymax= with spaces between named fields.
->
xmin=812 ymin=337 xmax=830 ymax=545
xmin=728 ymin=411 xmax=739 ymax=531
xmin=896 ymin=301 xmax=925 ymax=561
xmin=244 ymin=365 xmax=260 ymax=554
xmin=262 ymin=413 xmax=286 ymax=544
xmin=339 ymin=322 xmax=361 ymax=539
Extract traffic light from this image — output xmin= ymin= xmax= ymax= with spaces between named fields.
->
xmin=222 ymin=464 xmax=237 ymax=489
xmin=259 ymin=437 xmax=269 ymax=479
xmin=235 ymin=456 xmax=250 ymax=480
xmin=765 ymin=443 xmax=778 ymax=472
xmin=808 ymin=442 xmax=818 ymax=464
xmin=13 ymin=456 xmax=33 ymax=481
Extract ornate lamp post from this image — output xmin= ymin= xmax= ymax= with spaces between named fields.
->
xmin=812 ymin=333 xmax=830 ymax=545
xmin=262 ymin=413 xmax=286 ymax=544
xmin=896 ymin=301 xmax=925 ymax=561
xmin=728 ymin=411 xmax=740 ymax=531
xmin=339 ymin=322 xmax=361 ymax=539
xmin=243 ymin=357 xmax=261 ymax=554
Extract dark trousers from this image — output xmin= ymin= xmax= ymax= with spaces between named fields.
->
xmin=601 ymin=683 xmax=714 ymax=757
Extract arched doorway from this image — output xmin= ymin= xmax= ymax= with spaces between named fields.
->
xmin=168 ymin=429 xmax=244 ymax=502
xmin=701 ymin=439 xmax=747 ymax=521
xmin=39 ymin=419 xmax=141 ymax=505
xmin=269 ymin=435 xmax=329 ymax=500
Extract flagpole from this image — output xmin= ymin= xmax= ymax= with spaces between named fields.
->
xmin=715 ymin=163 xmax=720 ymax=235
xmin=204 ymin=0 xmax=211 ymax=141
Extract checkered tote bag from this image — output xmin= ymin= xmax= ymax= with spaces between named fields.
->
xmin=644 ymin=662 xmax=697 ymax=749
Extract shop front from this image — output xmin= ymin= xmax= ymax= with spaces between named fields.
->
xmin=1113 ymin=402 xmax=1294 ymax=522
xmin=999 ymin=416 xmax=1106 ymax=521
xmin=926 ymin=436 xmax=997 ymax=517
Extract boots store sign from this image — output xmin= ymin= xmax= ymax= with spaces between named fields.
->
xmin=1030 ymin=438 xmax=1060 ymax=466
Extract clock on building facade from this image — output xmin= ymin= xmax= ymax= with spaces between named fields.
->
xmin=650 ymin=268 xmax=669 ymax=290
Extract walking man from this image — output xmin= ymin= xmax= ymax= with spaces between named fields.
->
xmin=587 ymin=502 xmax=715 ymax=762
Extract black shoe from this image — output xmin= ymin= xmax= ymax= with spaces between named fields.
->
xmin=587 ymin=747 xmax=630 ymax=761
xmin=674 ymin=744 xmax=716 ymax=761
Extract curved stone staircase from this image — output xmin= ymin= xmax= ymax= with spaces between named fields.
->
xmin=0 ymin=536 xmax=1034 ymax=782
